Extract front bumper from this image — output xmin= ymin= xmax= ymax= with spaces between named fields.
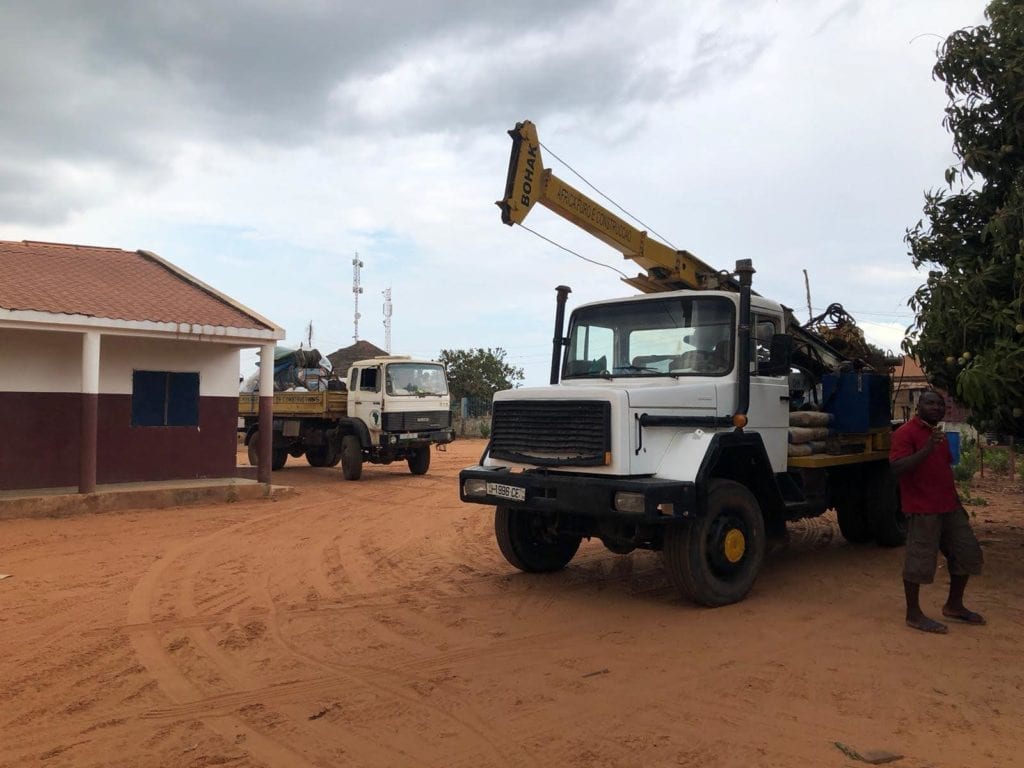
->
xmin=379 ymin=428 xmax=455 ymax=447
xmin=458 ymin=465 xmax=696 ymax=520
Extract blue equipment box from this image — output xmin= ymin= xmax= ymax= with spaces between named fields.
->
xmin=822 ymin=372 xmax=890 ymax=433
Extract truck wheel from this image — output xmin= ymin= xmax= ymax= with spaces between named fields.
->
xmin=836 ymin=500 xmax=872 ymax=544
xmin=341 ymin=435 xmax=363 ymax=481
xmin=271 ymin=447 xmax=288 ymax=471
xmin=248 ymin=430 xmax=287 ymax=470
xmin=662 ymin=479 xmax=765 ymax=607
xmin=833 ymin=471 xmax=873 ymax=544
xmin=247 ymin=431 xmax=260 ymax=467
xmin=495 ymin=506 xmax=581 ymax=573
xmin=867 ymin=464 xmax=906 ymax=547
xmin=407 ymin=446 xmax=431 ymax=475
xmin=306 ymin=444 xmax=339 ymax=467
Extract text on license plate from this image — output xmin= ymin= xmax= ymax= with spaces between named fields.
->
xmin=486 ymin=482 xmax=525 ymax=502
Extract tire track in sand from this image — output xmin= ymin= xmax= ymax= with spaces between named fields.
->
xmin=128 ymin=491 xmax=530 ymax=767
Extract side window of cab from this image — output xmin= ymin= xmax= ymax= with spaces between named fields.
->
xmin=752 ymin=316 xmax=778 ymax=367
xmin=359 ymin=367 xmax=380 ymax=392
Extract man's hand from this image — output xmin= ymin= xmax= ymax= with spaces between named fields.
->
xmin=891 ymin=426 xmax=941 ymax=476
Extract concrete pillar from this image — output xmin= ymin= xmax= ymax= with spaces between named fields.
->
xmin=258 ymin=343 xmax=275 ymax=485
xmin=79 ymin=331 xmax=101 ymax=493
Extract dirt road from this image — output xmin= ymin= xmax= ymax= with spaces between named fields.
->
xmin=2 ymin=439 xmax=1022 ymax=768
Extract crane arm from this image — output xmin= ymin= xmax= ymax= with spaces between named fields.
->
xmin=499 ymin=120 xmax=733 ymax=293
xmin=499 ymin=119 xmax=851 ymax=374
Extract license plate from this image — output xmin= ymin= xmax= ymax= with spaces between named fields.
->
xmin=487 ymin=482 xmax=525 ymax=502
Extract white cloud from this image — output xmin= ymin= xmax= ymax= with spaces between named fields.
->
xmin=0 ymin=0 xmax=990 ymax=386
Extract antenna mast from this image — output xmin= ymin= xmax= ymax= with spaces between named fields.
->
xmin=382 ymin=287 xmax=393 ymax=353
xmin=352 ymin=253 xmax=364 ymax=342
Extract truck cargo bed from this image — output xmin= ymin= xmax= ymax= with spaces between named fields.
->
xmin=238 ymin=391 xmax=348 ymax=418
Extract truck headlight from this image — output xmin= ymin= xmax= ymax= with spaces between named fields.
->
xmin=614 ymin=492 xmax=645 ymax=514
xmin=463 ymin=479 xmax=488 ymax=498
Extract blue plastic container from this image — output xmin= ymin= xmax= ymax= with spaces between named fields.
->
xmin=946 ymin=431 xmax=961 ymax=465
xmin=822 ymin=372 xmax=891 ymax=433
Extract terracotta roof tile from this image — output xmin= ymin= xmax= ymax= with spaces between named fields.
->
xmin=0 ymin=241 xmax=272 ymax=331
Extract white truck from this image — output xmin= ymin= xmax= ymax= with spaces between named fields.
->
xmin=241 ymin=355 xmax=454 ymax=479
xmin=458 ymin=121 xmax=903 ymax=606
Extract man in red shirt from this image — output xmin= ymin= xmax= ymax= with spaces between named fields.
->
xmin=890 ymin=390 xmax=984 ymax=634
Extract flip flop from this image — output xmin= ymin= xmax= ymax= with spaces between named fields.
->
xmin=942 ymin=608 xmax=987 ymax=625
xmin=906 ymin=617 xmax=949 ymax=634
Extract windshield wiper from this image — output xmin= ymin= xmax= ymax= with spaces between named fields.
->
xmin=614 ymin=365 xmax=661 ymax=374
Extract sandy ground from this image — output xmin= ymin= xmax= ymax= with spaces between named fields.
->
xmin=1 ymin=439 xmax=1023 ymax=768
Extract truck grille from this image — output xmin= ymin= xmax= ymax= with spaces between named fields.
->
xmin=382 ymin=410 xmax=451 ymax=432
xmin=490 ymin=400 xmax=610 ymax=467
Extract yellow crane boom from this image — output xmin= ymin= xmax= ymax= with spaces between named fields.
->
xmin=498 ymin=119 xmax=853 ymax=374
xmin=499 ymin=119 xmax=736 ymax=294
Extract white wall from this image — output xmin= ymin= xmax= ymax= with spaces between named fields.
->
xmin=0 ymin=328 xmax=82 ymax=392
xmin=0 ymin=328 xmax=242 ymax=396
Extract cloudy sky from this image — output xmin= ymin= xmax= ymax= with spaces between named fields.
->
xmin=0 ymin=0 xmax=989 ymax=386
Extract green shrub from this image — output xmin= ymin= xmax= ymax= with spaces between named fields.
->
xmin=953 ymin=442 xmax=979 ymax=484
xmin=480 ymin=421 xmax=491 ymax=439
xmin=983 ymin=446 xmax=1009 ymax=476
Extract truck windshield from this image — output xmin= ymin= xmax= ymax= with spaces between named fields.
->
xmin=384 ymin=363 xmax=449 ymax=396
xmin=563 ymin=296 xmax=735 ymax=378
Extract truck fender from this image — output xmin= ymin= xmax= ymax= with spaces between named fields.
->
xmin=695 ymin=431 xmax=785 ymax=518
xmin=335 ymin=417 xmax=372 ymax=448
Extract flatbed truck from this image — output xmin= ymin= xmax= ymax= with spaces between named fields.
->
xmin=241 ymin=355 xmax=454 ymax=479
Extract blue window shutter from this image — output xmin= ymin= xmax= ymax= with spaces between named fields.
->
xmin=167 ymin=372 xmax=200 ymax=426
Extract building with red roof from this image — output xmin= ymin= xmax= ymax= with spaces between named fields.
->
xmin=890 ymin=355 xmax=969 ymax=425
xmin=0 ymin=241 xmax=284 ymax=492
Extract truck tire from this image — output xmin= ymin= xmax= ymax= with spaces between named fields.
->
xmin=247 ymin=432 xmax=260 ymax=467
xmin=306 ymin=443 xmax=339 ymax=467
xmin=407 ymin=446 xmax=431 ymax=475
xmin=341 ymin=435 xmax=363 ymax=481
xmin=836 ymin=499 xmax=872 ymax=544
xmin=662 ymin=479 xmax=765 ymax=607
xmin=271 ymin=447 xmax=288 ymax=471
xmin=831 ymin=468 xmax=873 ymax=544
xmin=867 ymin=463 xmax=906 ymax=547
xmin=248 ymin=430 xmax=288 ymax=471
xmin=495 ymin=506 xmax=581 ymax=573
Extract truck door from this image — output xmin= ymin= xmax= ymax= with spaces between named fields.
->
xmin=350 ymin=365 xmax=383 ymax=436
xmin=745 ymin=314 xmax=789 ymax=472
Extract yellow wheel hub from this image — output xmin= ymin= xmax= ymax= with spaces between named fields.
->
xmin=723 ymin=528 xmax=746 ymax=563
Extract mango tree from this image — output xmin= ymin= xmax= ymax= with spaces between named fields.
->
xmin=905 ymin=0 xmax=1024 ymax=437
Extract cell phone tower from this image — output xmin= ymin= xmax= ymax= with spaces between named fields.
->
xmin=382 ymin=287 xmax=393 ymax=353
xmin=352 ymin=253 xmax=364 ymax=342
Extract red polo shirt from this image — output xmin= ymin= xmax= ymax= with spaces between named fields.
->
xmin=889 ymin=416 xmax=959 ymax=514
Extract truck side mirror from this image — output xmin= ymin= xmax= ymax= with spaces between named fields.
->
xmin=758 ymin=333 xmax=792 ymax=377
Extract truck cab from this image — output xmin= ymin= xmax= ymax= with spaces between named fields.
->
xmin=545 ymin=290 xmax=790 ymax=478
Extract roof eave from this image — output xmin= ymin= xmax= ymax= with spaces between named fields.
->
xmin=0 ymin=308 xmax=286 ymax=345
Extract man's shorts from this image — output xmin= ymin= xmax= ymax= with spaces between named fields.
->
xmin=903 ymin=508 xmax=984 ymax=584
